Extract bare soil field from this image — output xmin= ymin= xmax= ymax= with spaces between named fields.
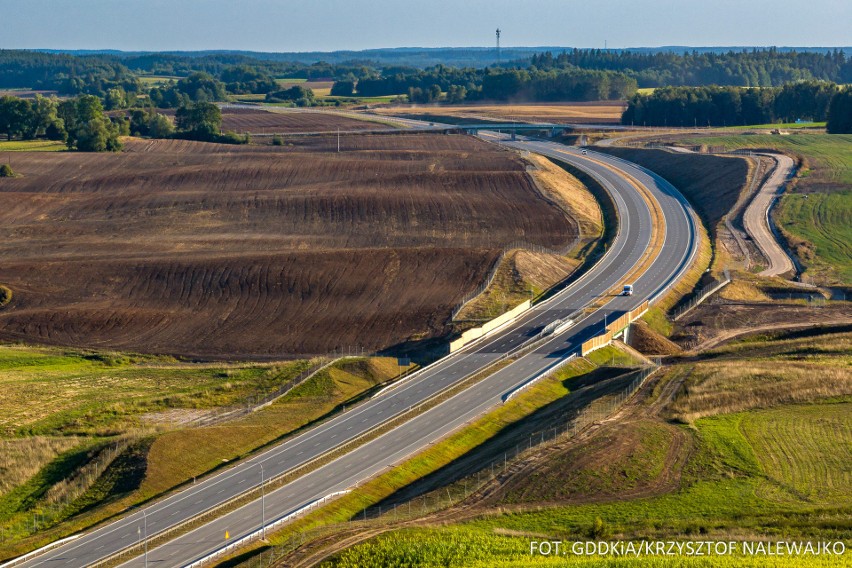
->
xmin=672 ymin=300 xmax=852 ymax=351
xmin=596 ymin=147 xmax=750 ymax=242
xmin=373 ymin=101 xmax=625 ymax=124
xmin=0 ymin=134 xmax=573 ymax=358
xmin=219 ymin=107 xmax=390 ymax=133
xmin=155 ymin=107 xmax=388 ymax=134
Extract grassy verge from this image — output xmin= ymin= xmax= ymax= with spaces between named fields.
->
xmin=316 ymin=331 xmax=851 ymax=567
xmin=321 ymin=400 xmax=851 ymax=566
xmin=319 ymin=400 xmax=850 ymax=565
xmin=214 ymin=346 xmax=647 ymax=567
xmin=0 ymin=351 xmax=412 ymax=560
xmin=454 ymin=153 xmax=604 ymax=323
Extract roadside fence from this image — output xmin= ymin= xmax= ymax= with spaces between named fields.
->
xmin=228 ymin=363 xmax=660 ymax=568
xmin=671 ymin=268 xmax=732 ymax=321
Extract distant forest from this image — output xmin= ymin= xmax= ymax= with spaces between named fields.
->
xmin=1 ymin=47 xmax=851 ymax=134
xmin=2 ymin=47 xmax=851 ymax=100
xmin=530 ymin=48 xmax=852 ymax=87
xmin=622 ymin=82 xmax=845 ymax=127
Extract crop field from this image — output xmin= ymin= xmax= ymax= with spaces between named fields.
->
xmin=218 ymin=107 xmax=391 ymax=133
xmin=373 ymin=101 xmax=626 ymax=124
xmin=0 ymin=134 xmax=573 ymax=358
xmin=0 ymin=140 xmax=65 ymax=152
xmin=676 ymin=133 xmax=852 ymax=284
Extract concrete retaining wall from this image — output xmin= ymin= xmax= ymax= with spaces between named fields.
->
xmin=449 ymin=300 xmax=532 ymax=353
xmin=580 ymin=300 xmax=649 ymax=356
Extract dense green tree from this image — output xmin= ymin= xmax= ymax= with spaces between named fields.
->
xmin=827 ymin=89 xmax=852 ymax=133
xmin=0 ymin=96 xmax=31 ymax=140
xmin=175 ymin=102 xmax=222 ymax=138
xmin=330 ymin=80 xmax=356 ymax=97
xmin=175 ymin=73 xmax=228 ymax=102
xmin=219 ymin=65 xmax=278 ymax=94
xmin=773 ymin=81 xmax=838 ymax=122
xmin=530 ymin=48 xmax=851 ymax=88
xmin=623 ymin=82 xmax=840 ymax=127
xmin=104 ymin=87 xmax=129 ymax=110
xmin=147 ymin=113 xmax=175 ymax=138
xmin=59 ymin=95 xmax=122 ymax=151
xmin=446 ymin=84 xmax=467 ymax=103
xmin=265 ymin=85 xmax=316 ymax=105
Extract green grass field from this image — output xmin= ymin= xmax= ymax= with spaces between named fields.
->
xmin=136 ymin=75 xmax=182 ymax=86
xmin=777 ymin=191 xmax=852 ymax=283
xmin=678 ymin=133 xmax=852 ymax=284
xmin=0 ymin=140 xmax=65 ymax=152
xmin=322 ymin=401 xmax=851 ymax=567
xmin=0 ymin=347 xmax=412 ymax=560
xmin=725 ymin=122 xmax=827 ymax=130
xmin=323 ymin=528 xmax=845 ymax=567
xmin=0 ymin=345 xmax=311 ymax=436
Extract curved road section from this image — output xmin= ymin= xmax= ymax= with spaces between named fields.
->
xmin=11 ymin=139 xmax=698 ymax=568
xmin=743 ymin=153 xmax=796 ymax=277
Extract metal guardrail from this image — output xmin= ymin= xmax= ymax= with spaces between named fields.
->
xmin=183 ymin=491 xmax=351 ymax=568
xmin=0 ymin=536 xmax=82 ymax=568
xmin=502 ymin=354 xmax=577 ymax=403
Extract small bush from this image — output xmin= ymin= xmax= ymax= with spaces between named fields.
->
xmin=271 ymin=134 xmax=284 ymax=146
xmin=0 ymin=164 xmax=14 ymax=177
xmin=588 ymin=516 xmax=611 ymax=539
xmin=0 ymin=285 xmax=11 ymax=307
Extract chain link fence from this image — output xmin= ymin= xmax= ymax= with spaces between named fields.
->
xmin=233 ymin=363 xmax=660 ymax=567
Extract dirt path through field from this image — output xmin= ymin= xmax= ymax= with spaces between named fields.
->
xmin=744 ymin=154 xmax=797 ymax=277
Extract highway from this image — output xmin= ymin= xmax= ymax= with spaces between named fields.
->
xmin=11 ymin=134 xmax=698 ymax=568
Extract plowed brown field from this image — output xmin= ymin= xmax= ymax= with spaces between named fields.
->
xmin=0 ymin=134 xmax=573 ymax=358
xmin=221 ymin=107 xmax=389 ymax=133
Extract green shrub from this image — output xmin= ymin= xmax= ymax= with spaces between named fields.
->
xmin=0 ymin=164 xmax=14 ymax=177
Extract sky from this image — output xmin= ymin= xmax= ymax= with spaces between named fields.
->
xmin=0 ymin=0 xmax=849 ymax=52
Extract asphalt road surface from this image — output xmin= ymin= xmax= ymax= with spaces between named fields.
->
xmin=12 ymin=136 xmax=697 ymax=568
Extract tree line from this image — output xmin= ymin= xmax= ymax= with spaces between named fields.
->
xmin=0 ymin=94 xmax=125 ymax=151
xmin=0 ymin=93 xmax=250 ymax=151
xmin=530 ymin=48 xmax=852 ymax=88
xmin=340 ymin=66 xmax=637 ymax=103
xmin=621 ymin=82 xmax=850 ymax=129
xmin=0 ymin=50 xmax=377 ymax=97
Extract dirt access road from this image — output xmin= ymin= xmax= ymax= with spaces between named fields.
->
xmin=743 ymin=153 xmax=797 ymax=277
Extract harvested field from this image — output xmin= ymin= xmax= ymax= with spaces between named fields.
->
xmin=218 ymin=107 xmax=389 ymax=133
xmin=155 ymin=107 xmax=388 ymax=134
xmin=0 ymin=134 xmax=574 ymax=358
xmin=374 ymin=101 xmax=625 ymax=124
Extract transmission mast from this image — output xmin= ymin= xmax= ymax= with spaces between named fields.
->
xmin=496 ymin=28 xmax=501 ymax=64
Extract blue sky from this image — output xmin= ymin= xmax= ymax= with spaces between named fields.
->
xmin=1 ymin=0 xmax=849 ymax=51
